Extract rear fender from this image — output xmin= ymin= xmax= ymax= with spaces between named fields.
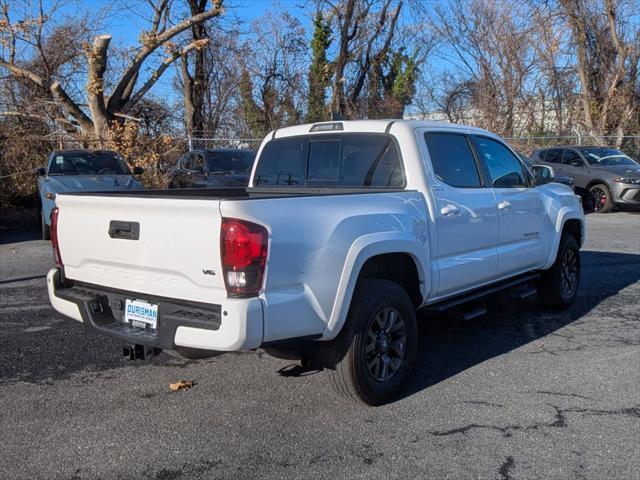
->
xmin=320 ymin=233 xmax=429 ymax=340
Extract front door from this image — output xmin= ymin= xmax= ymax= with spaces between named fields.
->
xmin=422 ymin=132 xmax=499 ymax=298
xmin=471 ymin=135 xmax=548 ymax=276
xmin=561 ymin=148 xmax=590 ymax=190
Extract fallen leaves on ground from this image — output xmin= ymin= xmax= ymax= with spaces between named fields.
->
xmin=169 ymin=380 xmax=195 ymax=391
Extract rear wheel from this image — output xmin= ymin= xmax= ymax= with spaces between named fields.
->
xmin=41 ymin=210 xmax=51 ymax=240
xmin=589 ymin=184 xmax=613 ymax=213
xmin=538 ymin=235 xmax=580 ymax=309
xmin=326 ymin=279 xmax=417 ymax=406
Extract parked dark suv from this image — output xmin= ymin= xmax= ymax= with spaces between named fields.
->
xmin=532 ymin=146 xmax=640 ymax=212
xmin=168 ymin=149 xmax=256 ymax=189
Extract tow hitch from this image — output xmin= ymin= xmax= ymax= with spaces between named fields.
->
xmin=123 ymin=344 xmax=162 ymax=361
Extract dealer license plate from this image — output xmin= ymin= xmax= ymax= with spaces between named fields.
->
xmin=124 ymin=299 xmax=158 ymax=329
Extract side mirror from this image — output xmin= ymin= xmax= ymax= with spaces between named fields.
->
xmin=35 ymin=167 xmax=46 ymax=176
xmin=532 ymin=165 xmax=554 ymax=185
xmin=133 ymin=166 xmax=144 ymax=175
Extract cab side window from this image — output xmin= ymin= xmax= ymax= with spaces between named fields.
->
xmin=545 ymin=149 xmax=562 ymax=164
xmin=562 ymin=149 xmax=583 ymax=167
xmin=473 ymin=136 xmax=528 ymax=188
xmin=424 ymin=133 xmax=482 ymax=188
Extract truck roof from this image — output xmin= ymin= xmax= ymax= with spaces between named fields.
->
xmin=271 ymin=119 xmax=496 ymax=139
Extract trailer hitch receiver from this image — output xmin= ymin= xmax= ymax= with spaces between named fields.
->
xmin=123 ymin=344 xmax=162 ymax=360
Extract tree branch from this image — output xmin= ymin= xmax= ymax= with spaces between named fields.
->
xmin=122 ymin=40 xmax=209 ymax=114
xmin=120 ymin=71 xmax=140 ymax=106
xmin=149 ymin=0 xmax=170 ymax=35
xmin=86 ymin=34 xmax=113 ymax=134
xmin=0 ymin=57 xmax=49 ymax=89
xmin=0 ymin=56 xmax=94 ymax=131
xmin=0 ymin=111 xmax=78 ymax=128
xmin=349 ymin=0 xmax=400 ymax=106
xmin=108 ymin=1 xmax=224 ymax=112
xmin=600 ymin=0 xmax=629 ymax=123
xmin=50 ymin=81 xmax=95 ymax=131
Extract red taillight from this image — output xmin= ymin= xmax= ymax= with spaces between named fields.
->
xmin=50 ymin=207 xmax=63 ymax=267
xmin=221 ymin=218 xmax=268 ymax=297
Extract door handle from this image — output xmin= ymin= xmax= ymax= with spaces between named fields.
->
xmin=108 ymin=220 xmax=140 ymax=240
xmin=497 ymin=200 xmax=511 ymax=211
xmin=440 ymin=204 xmax=460 ymax=217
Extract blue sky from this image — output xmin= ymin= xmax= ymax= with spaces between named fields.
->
xmin=24 ymin=0 xmax=449 ymax=113
xmin=42 ymin=0 xmax=315 ymax=100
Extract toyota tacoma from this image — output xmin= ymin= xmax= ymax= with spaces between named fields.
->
xmin=47 ymin=120 xmax=585 ymax=405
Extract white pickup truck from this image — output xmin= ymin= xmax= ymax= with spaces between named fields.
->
xmin=47 ymin=120 xmax=584 ymax=405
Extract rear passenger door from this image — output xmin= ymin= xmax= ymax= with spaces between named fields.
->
xmin=422 ymin=132 xmax=499 ymax=298
xmin=471 ymin=136 xmax=547 ymax=276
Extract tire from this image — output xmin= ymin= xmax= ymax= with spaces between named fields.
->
xmin=538 ymin=235 xmax=580 ymax=309
xmin=326 ymin=279 xmax=417 ymax=406
xmin=589 ymin=184 xmax=613 ymax=213
xmin=41 ymin=210 xmax=51 ymax=240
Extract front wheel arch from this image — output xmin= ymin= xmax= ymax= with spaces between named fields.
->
xmin=587 ymin=183 xmax=613 ymax=212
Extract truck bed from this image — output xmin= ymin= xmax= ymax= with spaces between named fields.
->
xmin=54 ymin=186 xmax=416 ymax=304
xmin=59 ymin=186 xmax=409 ymax=200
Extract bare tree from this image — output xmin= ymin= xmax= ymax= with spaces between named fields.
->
xmin=323 ymin=0 xmax=406 ymax=118
xmin=237 ymin=11 xmax=306 ymax=136
xmin=175 ymin=29 xmax=243 ymax=137
xmin=428 ymin=0 xmax=541 ymax=136
xmin=558 ymin=0 xmax=639 ymax=141
xmin=0 ymin=0 xmax=223 ymax=143
xmin=181 ymin=0 xmax=209 ymax=135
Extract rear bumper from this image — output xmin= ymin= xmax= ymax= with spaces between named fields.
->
xmin=47 ymin=268 xmax=263 ymax=351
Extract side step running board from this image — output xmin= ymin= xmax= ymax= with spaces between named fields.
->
xmin=449 ymin=300 xmax=488 ymax=321
xmin=423 ymin=272 xmax=540 ymax=314
xmin=511 ymin=284 xmax=538 ymax=300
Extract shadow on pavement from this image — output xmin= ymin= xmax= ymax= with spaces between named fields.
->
xmin=1 ymin=246 xmax=637 ymax=396
xmin=399 ymin=250 xmax=640 ymax=400
xmin=0 ymin=208 xmax=41 ymax=244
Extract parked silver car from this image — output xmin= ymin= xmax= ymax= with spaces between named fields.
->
xmin=532 ymin=146 xmax=640 ymax=212
xmin=37 ymin=150 xmax=144 ymax=239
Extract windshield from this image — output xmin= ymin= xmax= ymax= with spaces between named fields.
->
xmin=206 ymin=151 xmax=255 ymax=174
xmin=48 ymin=151 xmax=130 ymax=175
xmin=581 ymin=148 xmax=638 ymax=166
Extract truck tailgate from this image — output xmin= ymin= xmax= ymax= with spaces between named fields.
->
xmin=56 ymin=194 xmax=227 ymax=303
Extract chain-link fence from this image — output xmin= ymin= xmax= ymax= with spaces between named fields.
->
xmin=504 ymin=136 xmax=640 ymax=161
xmin=188 ymin=135 xmax=640 ymax=161
xmin=3 ymin=132 xmax=639 ymax=209
xmin=0 ymin=134 xmax=189 ymax=208
xmin=188 ymin=138 xmax=262 ymax=151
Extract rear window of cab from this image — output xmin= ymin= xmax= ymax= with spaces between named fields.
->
xmin=253 ymin=134 xmax=405 ymax=188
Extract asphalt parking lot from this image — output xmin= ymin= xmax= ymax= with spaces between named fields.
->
xmin=0 ymin=211 xmax=638 ymax=480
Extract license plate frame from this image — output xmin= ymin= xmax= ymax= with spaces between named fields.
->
xmin=124 ymin=299 xmax=159 ymax=330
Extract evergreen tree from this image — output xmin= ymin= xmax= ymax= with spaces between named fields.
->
xmin=306 ymin=11 xmax=332 ymax=123
xmin=239 ymin=69 xmax=266 ymax=136
xmin=368 ymin=49 xmax=419 ymax=119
